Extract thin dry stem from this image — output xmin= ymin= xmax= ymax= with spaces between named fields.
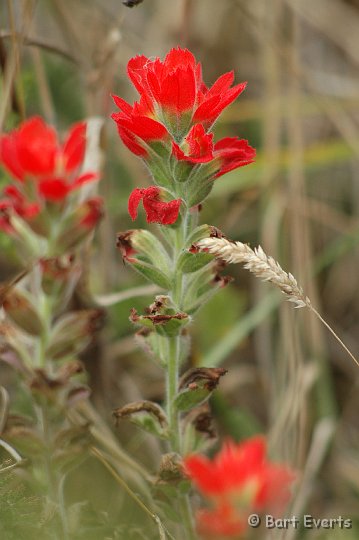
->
xmin=198 ymin=237 xmax=359 ymax=369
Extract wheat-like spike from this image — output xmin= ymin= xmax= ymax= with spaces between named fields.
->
xmin=198 ymin=237 xmax=309 ymax=308
xmin=197 ymin=236 xmax=359 ymax=369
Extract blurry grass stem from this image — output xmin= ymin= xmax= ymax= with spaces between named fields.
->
xmin=91 ymin=446 xmax=175 ymax=540
xmin=0 ymin=0 xmax=36 ymax=130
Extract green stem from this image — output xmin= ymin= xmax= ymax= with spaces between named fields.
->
xmin=35 ymin=293 xmax=69 ymax=540
xmin=166 ymin=335 xmax=180 ymax=452
xmin=162 ymin=214 xmax=197 ymax=539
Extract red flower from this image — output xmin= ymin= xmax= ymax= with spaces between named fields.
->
xmin=112 ymin=47 xmax=247 ymax=150
xmin=112 ymin=48 xmax=255 ymax=210
xmin=0 ymin=117 xmax=86 ymax=181
xmin=0 ymin=185 xmax=40 ymax=234
xmin=125 ymin=48 xmax=245 ymax=123
xmin=172 ymin=130 xmax=256 ymax=182
xmin=111 ymin=96 xmax=169 ymax=157
xmin=172 ymin=124 xmax=214 ymax=164
xmin=128 ymin=186 xmax=182 ymax=225
xmin=0 ymin=117 xmax=102 ymax=246
xmin=185 ymin=437 xmax=295 ymax=538
xmin=213 ymin=138 xmax=256 ymax=177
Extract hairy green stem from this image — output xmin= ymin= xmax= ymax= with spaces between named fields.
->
xmin=35 ymin=294 xmax=69 ymax=540
xmin=162 ymin=213 xmax=197 ymax=539
xmin=166 ymin=335 xmax=181 ymax=452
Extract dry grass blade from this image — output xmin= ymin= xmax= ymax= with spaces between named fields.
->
xmin=91 ymin=446 xmax=175 ymax=540
xmin=197 ymin=237 xmax=359 ymax=369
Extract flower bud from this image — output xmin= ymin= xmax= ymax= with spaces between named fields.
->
xmin=46 ymin=309 xmax=105 ymax=360
xmin=57 ymin=197 xmax=104 ymax=251
xmin=117 ymin=230 xmax=172 ymax=289
xmin=2 ymin=289 xmax=44 ymax=336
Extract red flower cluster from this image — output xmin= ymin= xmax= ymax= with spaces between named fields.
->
xmin=0 ymin=117 xmax=100 ymax=237
xmin=184 ymin=436 xmax=295 ymax=538
xmin=112 ymin=47 xmax=255 ymax=225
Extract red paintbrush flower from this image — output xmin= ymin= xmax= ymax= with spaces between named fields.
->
xmin=184 ymin=437 xmax=295 ymax=538
xmin=112 ymin=47 xmax=247 ymax=150
xmin=126 ymin=48 xmax=246 ymax=124
xmin=0 ymin=117 xmax=98 ymax=203
xmin=0 ymin=117 xmax=101 ymax=248
xmin=112 ymin=47 xmax=256 ymax=211
xmin=0 ymin=117 xmax=86 ymax=181
xmin=128 ymin=186 xmax=182 ymax=225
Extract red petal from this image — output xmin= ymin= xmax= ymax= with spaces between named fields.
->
xmin=3 ymin=184 xmax=24 ymax=205
xmin=128 ymin=186 xmax=181 ymax=225
xmin=143 ymin=194 xmax=181 ymax=225
xmin=115 ymin=124 xmax=148 ymax=157
xmin=210 ymin=82 xmax=247 ymax=120
xmin=127 ymin=55 xmax=150 ymax=94
xmin=185 ymin=454 xmax=225 ymax=495
xmin=80 ymin=197 xmax=103 ymax=229
xmin=206 ymin=71 xmax=235 ymax=98
xmin=0 ymin=134 xmax=25 ymax=180
xmin=112 ymin=94 xmax=133 ymax=115
xmin=185 ymin=124 xmax=213 ymax=162
xmin=38 ymin=178 xmax=70 ymax=201
xmin=255 ymin=465 xmax=296 ymax=514
xmin=172 ymin=125 xmax=213 ymax=164
xmin=72 ymin=172 xmax=99 ymax=189
xmin=171 ymin=141 xmax=186 ymax=161
xmin=159 ymin=66 xmax=196 ymax=112
xmin=193 ymin=95 xmax=221 ymax=123
xmin=62 ymin=121 xmax=86 ymax=172
xmin=2 ymin=185 xmax=40 ymax=219
xmin=120 ymin=116 xmax=168 ymax=141
xmin=163 ymin=47 xmax=196 ymax=70
xmin=214 ymin=138 xmax=256 ymax=177
xmin=196 ymin=504 xmax=245 ymax=538
xmin=17 ymin=117 xmax=58 ymax=175
xmin=128 ymin=187 xmax=148 ymax=220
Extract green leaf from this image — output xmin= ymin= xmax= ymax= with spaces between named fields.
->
xmin=174 ymin=387 xmax=210 ymax=412
xmin=184 ymin=224 xmax=212 ymax=247
xmin=177 ymin=252 xmax=213 ymax=273
xmin=131 ymin=230 xmax=171 ymax=273
xmin=174 ymin=367 xmax=227 ymax=412
xmin=132 ymin=260 xmax=171 ymax=289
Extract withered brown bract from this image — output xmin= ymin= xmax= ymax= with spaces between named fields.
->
xmin=0 ymin=268 xmax=29 ymax=305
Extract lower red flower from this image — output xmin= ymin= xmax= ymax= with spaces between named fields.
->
xmin=184 ymin=436 xmax=295 ymax=538
xmin=128 ymin=186 xmax=182 ymax=225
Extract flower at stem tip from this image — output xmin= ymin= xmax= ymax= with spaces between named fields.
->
xmin=112 ymin=47 xmax=256 ymax=212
